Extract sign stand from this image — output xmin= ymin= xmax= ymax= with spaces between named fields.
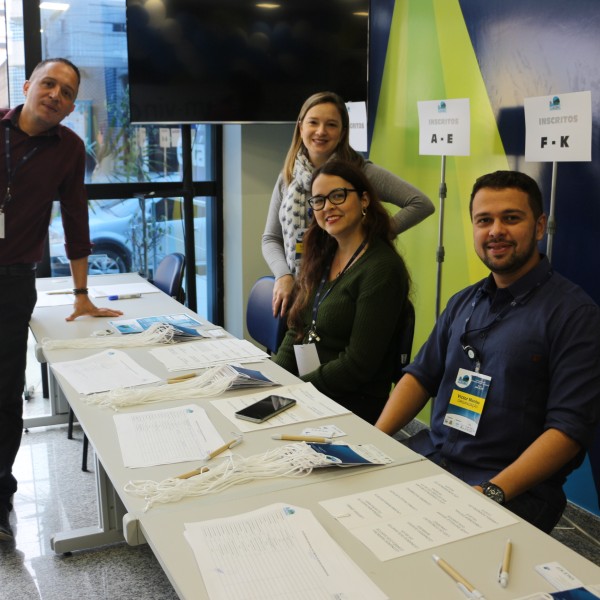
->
xmin=418 ymin=98 xmax=470 ymax=319
xmin=547 ymin=161 xmax=558 ymax=262
xmin=435 ymin=156 xmax=447 ymax=319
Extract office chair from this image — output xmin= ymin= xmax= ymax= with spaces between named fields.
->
xmin=151 ymin=252 xmax=186 ymax=303
xmin=246 ymin=275 xmax=287 ymax=355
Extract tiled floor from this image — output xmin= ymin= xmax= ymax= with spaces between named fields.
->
xmin=1 ymin=337 xmax=179 ymax=600
xmin=2 ymin=337 xmax=599 ymax=599
xmin=2 ymin=425 xmax=180 ymax=600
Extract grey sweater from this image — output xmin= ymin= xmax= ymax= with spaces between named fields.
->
xmin=261 ymin=160 xmax=434 ymax=279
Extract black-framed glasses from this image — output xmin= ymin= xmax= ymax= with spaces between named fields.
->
xmin=308 ymin=187 xmax=358 ymax=211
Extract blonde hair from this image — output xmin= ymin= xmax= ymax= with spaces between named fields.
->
xmin=282 ymin=91 xmax=363 ymax=185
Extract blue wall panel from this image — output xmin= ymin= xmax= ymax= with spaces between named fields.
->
xmin=370 ymin=0 xmax=600 ymax=515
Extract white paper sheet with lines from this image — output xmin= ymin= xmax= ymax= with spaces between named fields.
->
xmin=320 ymin=473 xmax=518 ymax=561
xmin=150 ymin=338 xmax=269 ymax=371
xmin=184 ymin=503 xmax=388 ymax=600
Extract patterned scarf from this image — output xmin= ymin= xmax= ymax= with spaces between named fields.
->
xmin=279 ymin=151 xmax=315 ymax=274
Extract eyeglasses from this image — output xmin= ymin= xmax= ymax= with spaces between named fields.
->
xmin=307 ymin=188 xmax=358 ymax=211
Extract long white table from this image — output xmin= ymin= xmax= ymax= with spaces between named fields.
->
xmin=140 ymin=459 xmax=600 ymax=600
xmin=31 ymin=273 xmax=600 ymax=599
xmin=31 ymin=273 xmax=423 ymax=554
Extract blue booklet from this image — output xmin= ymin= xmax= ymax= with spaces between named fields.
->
xmin=308 ymin=443 xmax=392 ymax=467
xmin=109 ymin=313 xmax=203 ymax=337
xmin=230 ymin=366 xmax=275 ymax=388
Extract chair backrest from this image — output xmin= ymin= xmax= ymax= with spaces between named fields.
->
xmin=392 ymin=298 xmax=416 ymax=383
xmin=246 ymin=275 xmax=287 ymax=354
xmin=152 ymin=252 xmax=186 ymax=303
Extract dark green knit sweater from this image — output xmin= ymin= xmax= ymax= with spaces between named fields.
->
xmin=274 ymin=237 xmax=409 ymax=423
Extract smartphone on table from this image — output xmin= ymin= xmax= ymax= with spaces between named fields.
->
xmin=234 ymin=395 xmax=297 ymax=423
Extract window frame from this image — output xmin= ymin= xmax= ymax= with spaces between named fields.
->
xmin=16 ymin=1 xmax=224 ymax=324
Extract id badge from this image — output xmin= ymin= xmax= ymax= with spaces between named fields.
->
xmin=443 ymin=368 xmax=491 ymax=436
xmin=0 ymin=211 xmax=4 ymax=239
xmin=294 ymin=343 xmax=321 ymax=376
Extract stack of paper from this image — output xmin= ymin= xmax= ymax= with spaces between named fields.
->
xmin=184 ymin=503 xmax=388 ymax=599
xmin=211 ymin=382 xmax=351 ymax=432
xmin=320 ymin=473 xmax=518 ymax=561
xmin=50 ymin=349 xmax=162 ymax=395
xmin=114 ymin=404 xmax=224 ymax=468
xmin=150 ymin=338 xmax=269 ymax=371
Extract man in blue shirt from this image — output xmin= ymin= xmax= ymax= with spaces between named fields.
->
xmin=376 ymin=170 xmax=600 ymax=532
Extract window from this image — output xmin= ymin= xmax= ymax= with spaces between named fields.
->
xmin=1 ymin=0 xmax=222 ymax=322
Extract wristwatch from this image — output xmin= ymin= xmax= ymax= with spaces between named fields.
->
xmin=480 ymin=481 xmax=505 ymax=504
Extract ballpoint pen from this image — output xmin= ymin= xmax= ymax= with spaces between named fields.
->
xmin=205 ymin=436 xmax=243 ymax=460
xmin=271 ymin=434 xmax=333 ymax=443
xmin=175 ymin=466 xmax=210 ymax=480
xmin=166 ymin=372 xmax=198 ymax=384
xmin=175 ymin=436 xmax=243 ymax=479
xmin=108 ymin=293 xmax=142 ymax=300
xmin=432 ymin=554 xmax=485 ymax=600
xmin=498 ymin=539 xmax=512 ymax=588
xmin=46 ymin=290 xmax=73 ymax=295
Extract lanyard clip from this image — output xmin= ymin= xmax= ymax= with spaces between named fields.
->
xmin=307 ymin=322 xmax=320 ymax=343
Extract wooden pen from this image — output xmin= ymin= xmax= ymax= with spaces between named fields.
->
xmin=176 ymin=466 xmax=210 ymax=480
xmin=271 ymin=434 xmax=333 ymax=443
xmin=167 ymin=372 xmax=198 ymax=384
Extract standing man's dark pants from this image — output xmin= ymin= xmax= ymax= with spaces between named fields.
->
xmin=0 ymin=268 xmax=37 ymax=510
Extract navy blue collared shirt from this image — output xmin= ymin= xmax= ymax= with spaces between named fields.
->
xmin=406 ymin=256 xmax=600 ymax=489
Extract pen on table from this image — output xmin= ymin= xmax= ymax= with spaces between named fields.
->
xmin=175 ymin=466 xmax=210 ymax=480
xmin=498 ymin=539 xmax=512 ymax=588
xmin=167 ymin=372 xmax=198 ymax=384
xmin=206 ymin=436 xmax=243 ymax=461
xmin=108 ymin=293 xmax=142 ymax=301
xmin=271 ymin=434 xmax=333 ymax=443
xmin=432 ymin=554 xmax=485 ymax=600
xmin=174 ymin=437 xmax=242 ymax=479
xmin=46 ymin=290 xmax=73 ymax=295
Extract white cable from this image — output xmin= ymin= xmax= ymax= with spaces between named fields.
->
xmin=42 ymin=322 xmax=178 ymax=351
xmin=83 ymin=364 xmax=238 ymax=410
xmin=124 ymin=444 xmax=333 ymax=511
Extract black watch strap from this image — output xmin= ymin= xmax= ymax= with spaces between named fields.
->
xmin=480 ymin=481 xmax=505 ymax=504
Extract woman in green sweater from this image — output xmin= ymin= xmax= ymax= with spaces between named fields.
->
xmin=274 ymin=160 xmax=411 ymax=424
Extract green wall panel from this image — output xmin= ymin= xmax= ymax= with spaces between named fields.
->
xmin=371 ymin=1 xmax=513 ymax=412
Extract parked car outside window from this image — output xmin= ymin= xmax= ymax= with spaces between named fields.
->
xmin=49 ymin=197 xmax=206 ymax=276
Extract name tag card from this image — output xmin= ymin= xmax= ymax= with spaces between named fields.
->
xmin=524 ymin=90 xmax=592 ymax=162
xmin=294 ymin=343 xmax=321 ymax=377
xmin=417 ymin=98 xmax=470 ymax=156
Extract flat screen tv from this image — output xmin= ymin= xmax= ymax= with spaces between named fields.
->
xmin=125 ymin=0 xmax=369 ymax=124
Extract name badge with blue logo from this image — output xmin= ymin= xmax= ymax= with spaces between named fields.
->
xmin=443 ymin=368 xmax=491 ymax=436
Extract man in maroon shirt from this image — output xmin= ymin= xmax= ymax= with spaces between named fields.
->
xmin=0 ymin=58 xmax=123 ymax=542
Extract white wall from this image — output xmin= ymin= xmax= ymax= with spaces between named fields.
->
xmin=222 ymin=123 xmax=294 ymax=340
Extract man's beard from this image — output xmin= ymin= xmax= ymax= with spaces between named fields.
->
xmin=480 ymin=236 xmax=538 ymax=275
